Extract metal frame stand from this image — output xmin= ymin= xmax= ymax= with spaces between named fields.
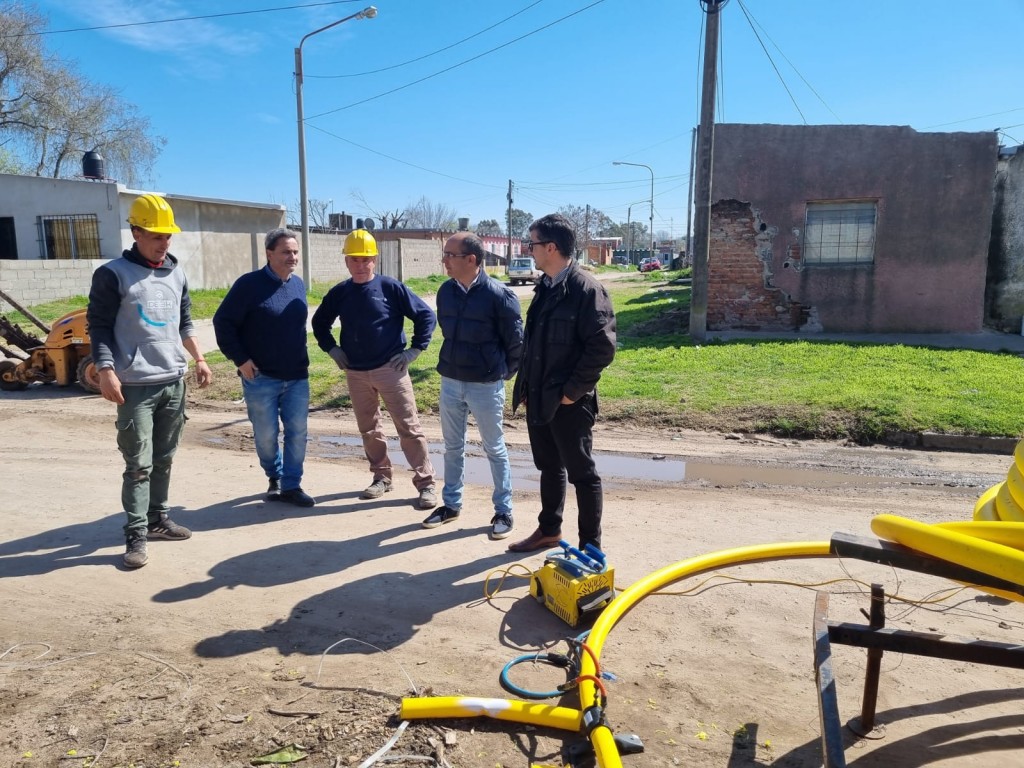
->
xmin=812 ymin=533 xmax=1024 ymax=768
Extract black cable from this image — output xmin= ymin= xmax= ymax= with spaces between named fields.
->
xmin=2 ymin=1 xmax=362 ymax=38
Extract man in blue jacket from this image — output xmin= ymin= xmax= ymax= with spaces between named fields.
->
xmin=87 ymin=193 xmax=213 ymax=569
xmin=213 ymin=228 xmax=315 ymax=508
xmin=424 ymin=232 xmax=523 ymax=539
xmin=311 ymin=228 xmax=438 ymax=510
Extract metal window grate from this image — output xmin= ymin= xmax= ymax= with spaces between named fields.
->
xmin=37 ymin=214 xmax=101 ymax=260
xmin=803 ymin=202 xmax=876 ymax=265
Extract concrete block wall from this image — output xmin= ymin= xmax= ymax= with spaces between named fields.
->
xmin=707 ymin=199 xmax=794 ymax=331
xmin=0 ymin=259 xmax=103 ymax=307
xmin=400 ymin=238 xmax=443 ymax=280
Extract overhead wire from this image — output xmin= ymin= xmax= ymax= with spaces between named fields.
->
xmin=1 ymin=0 xmax=363 ymax=37
xmin=737 ymin=0 xmax=842 ymax=123
xmin=309 ymin=0 xmax=548 ymax=78
xmin=305 ymin=0 xmax=607 ymax=120
xmin=735 ymin=0 xmax=806 ymax=123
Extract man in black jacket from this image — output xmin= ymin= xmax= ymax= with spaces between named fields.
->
xmin=425 ymin=232 xmax=523 ymax=539
xmin=508 ymin=214 xmax=616 ymax=554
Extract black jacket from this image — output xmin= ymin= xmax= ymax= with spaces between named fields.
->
xmin=436 ymin=274 xmax=523 ymax=383
xmin=512 ymin=262 xmax=616 ymax=425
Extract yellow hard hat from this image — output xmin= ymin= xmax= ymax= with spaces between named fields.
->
xmin=343 ymin=228 xmax=378 ymax=258
xmin=128 ymin=193 xmax=181 ymax=234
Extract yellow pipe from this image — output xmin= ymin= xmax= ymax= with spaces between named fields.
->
xmin=400 ymin=696 xmax=582 ymax=731
xmin=578 ymin=541 xmax=833 ymax=768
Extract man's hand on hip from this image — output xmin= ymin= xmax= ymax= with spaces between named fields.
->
xmin=388 ymin=348 xmax=421 ymax=372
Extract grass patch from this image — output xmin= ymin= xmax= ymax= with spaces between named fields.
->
xmin=12 ymin=272 xmax=1024 ymax=441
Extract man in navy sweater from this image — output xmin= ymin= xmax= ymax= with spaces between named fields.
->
xmin=213 ymin=228 xmax=316 ymax=507
xmin=311 ymin=228 xmax=438 ymax=510
xmin=424 ymin=232 xmax=522 ymax=539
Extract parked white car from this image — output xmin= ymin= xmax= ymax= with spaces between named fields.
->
xmin=508 ymin=256 xmax=543 ymax=285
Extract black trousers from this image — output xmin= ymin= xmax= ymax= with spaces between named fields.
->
xmin=526 ymin=394 xmax=603 ymax=549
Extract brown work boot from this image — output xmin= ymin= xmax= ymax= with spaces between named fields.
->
xmin=507 ymin=527 xmax=562 ymax=554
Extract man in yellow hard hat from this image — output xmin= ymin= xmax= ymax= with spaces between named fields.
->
xmin=87 ymin=193 xmax=213 ymax=569
xmin=311 ymin=228 xmax=438 ymax=510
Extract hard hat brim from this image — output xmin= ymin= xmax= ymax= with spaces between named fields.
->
xmin=136 ymin=224 xmax=182 ymax=234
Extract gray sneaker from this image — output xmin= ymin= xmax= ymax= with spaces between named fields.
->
xmin=416 ymin=485 xmax=437 ymax=510
xmin=147 ymin=514 xmax=192 ymax=540
xmin=123 ymin=530 xmax=149 ymax=568
xmin=490 ymin=513 xmax=514 ymax=540
xmin=360 ymin=477 xmax=393 ymax=500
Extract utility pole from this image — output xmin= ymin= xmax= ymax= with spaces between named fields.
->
xmin=685 ymin=126 xmax=697 ymax=265
xmin=688 ymin=0 xmax=723 ymax=342
xmin=584 ymin=203 xmax=591 ymax=262
xmin=507 ymin=179 xmax=514 ymax=265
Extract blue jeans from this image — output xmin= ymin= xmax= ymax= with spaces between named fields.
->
xmin=439 ymin=376 xmax=512 ymax=516
xmin=116 ymin=379 xmax=187 ymax=534
xmin=242 ymin=374 xmax=309 ymax=491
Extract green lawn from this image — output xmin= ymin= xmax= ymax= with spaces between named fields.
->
xmin=8 ymin=273 xmax=1024 ymax=440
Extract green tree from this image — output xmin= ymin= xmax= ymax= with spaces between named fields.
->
xmin=474 ymin=218 xmax=502 ymax=235
xmin=506 ymin=208 xmax=533 ymax=239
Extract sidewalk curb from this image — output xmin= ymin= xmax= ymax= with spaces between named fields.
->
xmin=884 ymin=430 xmax=1018 ymax=455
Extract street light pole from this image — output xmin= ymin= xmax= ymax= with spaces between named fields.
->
xmin=613 ymin=161 xmax=655 ymax=260
xmin=295 ymin=6 xmax=377 ymax=288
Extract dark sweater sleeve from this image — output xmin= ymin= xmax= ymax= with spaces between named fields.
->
xmin=311 ymin=287 xmax=341 ymax=352
xmin=212 ymin=279 xmax=250 ymax=366
xmin=86 ymin=264 xmax=120 ymax=369
xmin=179 ymin=277 xmax=196 ymax=339
xmin=402 ymin=286 xmax=436 ymax=351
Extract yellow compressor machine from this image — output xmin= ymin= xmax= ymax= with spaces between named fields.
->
xmin=530 ymin=541 xmax=615 ymax=627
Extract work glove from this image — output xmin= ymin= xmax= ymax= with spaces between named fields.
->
xmin=329 ymin=346 xmax=349 ymax=371
xmin=388 ymin=348 xmax=422 ymax=372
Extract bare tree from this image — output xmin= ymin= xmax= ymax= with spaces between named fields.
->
xmin=404 ymin=195 xmax=458 ymax=230
xmin=307 ymin=198 xmax=330 ymax=229
xmin=349 ymin=188 xmax=406 ymax=229
xmin=1 ymin=2 xmax=163 ymax=185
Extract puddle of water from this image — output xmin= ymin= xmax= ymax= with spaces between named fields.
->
xmin=312 ymin=435 xmax=921 ymax=490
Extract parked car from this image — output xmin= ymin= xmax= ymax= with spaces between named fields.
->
xmin=508 ymin=256 xmax=543 ymax=285
xmin=639 ymin=257 xmax=662 ymax=273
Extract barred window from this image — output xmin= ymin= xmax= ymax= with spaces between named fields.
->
xmin=802 ymin=202 xmax=876 ymax=265
xmin=38 ymin=214 xmax=101 ymax=260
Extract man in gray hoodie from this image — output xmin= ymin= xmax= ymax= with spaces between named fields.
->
xmin=87 ymin=193 xmax=213 ymax=569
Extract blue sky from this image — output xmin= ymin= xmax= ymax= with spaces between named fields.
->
xmin=30 ymin=0 xmax=1024 ymax=237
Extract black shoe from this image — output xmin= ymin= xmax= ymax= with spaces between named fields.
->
xmin=490 ymin=513 xmax=514 ymax=540
xmin=421 ymin=505 xmax=460 ymax=528
xmin=147 ymin=514 xmax=192 ymax=540
xmin=267 ymin=477 xmax=282 ymax=501
xmin=279 ymin=488 xmax=316 ymax=507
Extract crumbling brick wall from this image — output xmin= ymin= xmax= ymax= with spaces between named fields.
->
xmin=707 ymin=199 xmax=796 ymax=331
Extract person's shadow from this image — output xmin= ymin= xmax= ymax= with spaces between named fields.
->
xmin=0 ymin=487 xmax=413 ymax=576
xmin=192 ymin=548 xmax=518 ymax=658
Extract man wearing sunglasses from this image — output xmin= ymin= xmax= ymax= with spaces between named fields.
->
xmin=507 ymin=213 xmax=617 ymax=554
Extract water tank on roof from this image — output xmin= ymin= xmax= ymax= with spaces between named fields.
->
xmin=82 ymin=150 xmax=105 ymax=179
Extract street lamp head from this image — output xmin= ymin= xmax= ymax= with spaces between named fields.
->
xmin=359 ymin=6 xmax=378 ymax=19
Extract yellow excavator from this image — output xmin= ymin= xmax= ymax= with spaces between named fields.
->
xmin=0 ymin=288 xmax=100 ymax=394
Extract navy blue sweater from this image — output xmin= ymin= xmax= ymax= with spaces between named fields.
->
xmin=311 ymin=274 xmax=435 ymax=371
xmin=213 ymin=265 xmax=309 ymax=380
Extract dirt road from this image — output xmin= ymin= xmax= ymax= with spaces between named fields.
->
xmin=1 ymin=388 xmax=1022 ymax=767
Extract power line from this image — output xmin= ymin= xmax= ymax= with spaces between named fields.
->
xmin=305 ymin=0 xmax=607 ymax=120
xmin=309 ymin=124 xmax=505 ymax=189
xmin=309 ymin=0 xmax=547 ymax=78
xmin=736 ymin=0 xmax=806 ymax=124
xmin=925 ymin=107 xmax=1024 ymax=130
xmin=736 ymin=0 xmax=842 ymax=123
xmin=1 ymin=1 xmax=363 ymax=38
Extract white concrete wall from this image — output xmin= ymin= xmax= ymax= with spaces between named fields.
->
xmin=0 ymin=174 xmax=123 ymax=260
xmin=0 ymin=259 xmax=104 ymax=305
xmin=400 ymin=238 xmax=443 ymax=279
